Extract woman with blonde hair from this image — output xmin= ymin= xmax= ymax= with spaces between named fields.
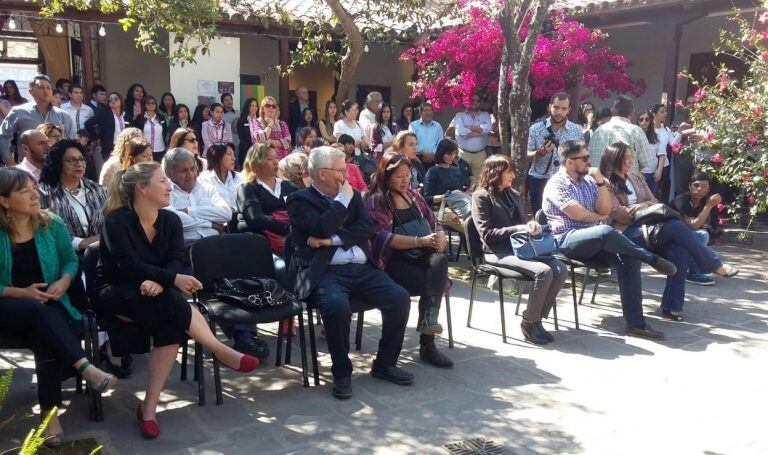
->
xmin=99 ymin=127 xmax=143 ymax=186
xmin=96 ymin=162 xmax=258 ymax=439
xmin=0 ymin=167 xmax=117 ymax=446
xmin=390 ymin=130 xmax=425 ymax=189
xmin=278 ymin=153 xmax=311 ymax=189
xmin=252 ymin=96 xmax=291 ymax=159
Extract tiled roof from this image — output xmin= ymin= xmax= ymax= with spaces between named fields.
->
xmin=553 ymin=0 xmax=692 ymax=15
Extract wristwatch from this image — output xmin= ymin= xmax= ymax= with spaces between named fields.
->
xmin=595 ymin=180 xmax=606 ymax=187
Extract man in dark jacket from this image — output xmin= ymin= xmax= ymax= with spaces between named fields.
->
xmin=287 ymin=146 xmax=412 ymax=399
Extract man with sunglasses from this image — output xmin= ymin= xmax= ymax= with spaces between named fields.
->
xmin=287 ymin=146 xmax=412 ymax=399
xmin=542 ymin=140 xmax=677 ymax=340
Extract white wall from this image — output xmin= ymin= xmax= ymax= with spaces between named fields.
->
xmin=239 ymin=35 xmax=281 ymax=101
xmin=99 ymin=24 xmax=170 ymax=98
xmin=169 ymin=36 xmax=241 ymax=109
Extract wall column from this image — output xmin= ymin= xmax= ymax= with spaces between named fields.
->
xmin=80 ymin=23 xmax=94 ymax=91
xmin=278 ymin=38 xmax=290 ymax=122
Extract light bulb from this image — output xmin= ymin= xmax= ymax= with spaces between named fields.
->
xmin=8 ymin=18 xmax=16 ymax=30
xmin=55 ymin=22 xmax=63 ymax=33
xmin=297 ymin=40 xmax=303 ymax=49
xmin=421 ymin=46 xmax=426 ymax=54
xmin=364 ymin=44 xmax=369 ymax=52
xmin=98 ymin=24 xmax=106 ymax=36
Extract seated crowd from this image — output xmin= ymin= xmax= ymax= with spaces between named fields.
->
xmin=0 ymin=74 xmax=741 ymax=444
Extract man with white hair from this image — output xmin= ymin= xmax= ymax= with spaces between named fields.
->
xmin=162 ymin=147 xmax=231 ymax=244
xmin=287 ymin=146 xmax=412 ymax=399
xmin=358 ymin=91 xmax=382 ymax=135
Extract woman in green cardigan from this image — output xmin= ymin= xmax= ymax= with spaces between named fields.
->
xmin=0 ymin=167 xmax=117 ymax=446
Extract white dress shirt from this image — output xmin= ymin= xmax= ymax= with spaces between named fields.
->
xmin=198 ymin=169 xmax=242 ymax=210
xmin=142 ymin=114 xmax=165 ymax=152
xmin=453 ymin=110 xmax=492 ymax=152
xmin=165 ymin=180 xmax=232 ymax=243
xmin=311 ymin=184 xmax=367 ymax=265
xmin=15 ymin=158 xmax=42 ymax=181
xmin=61 ymin=102 xmax=94 ymax=131
xmin=112 ymin=111 xmax=126 ymax=143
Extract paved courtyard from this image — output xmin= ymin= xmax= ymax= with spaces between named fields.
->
xmin=1 ymin=241 xmax=767 ymax=455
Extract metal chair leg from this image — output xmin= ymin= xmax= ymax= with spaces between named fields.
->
xmin=297 ymin=310 xmax=310 ymax=387
xmin=195 ymin=341 xmax=205 ymax=406
xmin=590 ymin=272 xmax=600 ymax=304
xmin=285 ymin=318 xmax=293 ymax=366
xmin=578 ymin=268 xmax=590 ymax=305
xmin=498 ymin=278 xmax=507 ymax=344
xmin=515 ymin=280 xmax=522 ymax=316
xmin=355 ymin=311 xmax=364 ymax=351
xmin=275 ymin=320 xmax=284 ymax=367
xmin=208 ymin=318 xmax=223 ymax=406
xmin=444 ymin=291 xmax=454 ymax=349
xmin=467 ymin=269 xmax=476 ymax=327
xmin=180 ymin=341 xmax=188 ymax=381
xmin=453 ymin=233 xmax=464 ymax=262
xmin=447 ymin=229 xmax=454 ymax=258
xmin=307 ymin=307 xmax=320 ymax=386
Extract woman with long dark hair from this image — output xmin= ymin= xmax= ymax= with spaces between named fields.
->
xmin=190 ymin=104 xmax=211 ymax=147
xmin=0 ymin=167 xmax=117 ymax=446
xmin=638 ymin=104 xmax=680 ymax=201
xmin=2 ymin=79 xmax=27 ymax=106
xmin=600 ymin=142 xmax=737 ymax=321
xmin=333 ymin=100 xmax=369 ymax=155
xmin=159 ymin=93 xmax=177 ymax=122
xmin=371 ymin=102 xmax=399 ymax=156
xmin=97 ymin=162 xmax=258 ymax=439
xmin=85 ymin=92 xmax=133 ymax=160
xmin=168 ymin=127 xmax=207 ymax=173
xmin=396 ymin=103 xmax=414 ymax=132
xmin=234 ymin=97 xmax=259 ymax=168
xmin=199 ymin=141 xmax=241 ymax=211
xmin=168 ymin=103 xmax=190 ymax=133
xmin=134 ymin=95 xmax=168 ymax=161
xmin=294 ymin=107 xmax=317 ymax=145
xmin=471 ymin=155 xmax=567 ymax=344
xmin=201 ymin=103 xmax=233 ymax=156
xmin=124 ymin=83 xmax=146 ymax=121
xmin=577 ymin=102 xmax=596 ymax=133
xmin=364 ymin=151 xmax=453 ymax=368
xmin=318 ymin=99 xmax=340 ymax=143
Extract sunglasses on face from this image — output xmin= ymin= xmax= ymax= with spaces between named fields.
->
xmin=264 ymin=104 xmax=277 ymax=109
xmin=570 ymin=155 xmax=591 ymax=163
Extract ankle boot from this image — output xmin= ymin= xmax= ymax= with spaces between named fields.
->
xmin=521 ymin=321 xmax=549 ymax=345
xmin=419 ymin=340 xmax=454 ymax=368
xmin=535 ymin=321 xmax=554 ymax=342
xmin=418 ymin=304 xmax=443 ymax=336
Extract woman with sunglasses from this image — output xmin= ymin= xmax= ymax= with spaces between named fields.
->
xmin=252 ymin=96 xmax=291 ymax=160
xmin=134 ymin=95 xmax=169 ymax=162
xmin=364 ymin=151 xmax=454 ymax=369
xmin=169 ymin=127 xmax=208 ymax=174
xmin=85 ymin=92 xmax=133 ymax=160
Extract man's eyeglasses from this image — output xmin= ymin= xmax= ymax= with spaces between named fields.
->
xmin=320 ymin=167 xmax=348 ymax=175
xmin=63 ymin=157 xmax=87 ymax=165
xmin=570 ymin=155 xmax=591 ymax=163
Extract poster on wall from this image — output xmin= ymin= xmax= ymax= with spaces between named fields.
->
xmin=197 ymin=80 xmax=215 ymax=96
xmin=240 ymin=74 xmax=264 ymax=106
xmin=197 ymin=96 xmax=215 ymax=107
xmin=218 ymin=81 xmax=235 ymax=94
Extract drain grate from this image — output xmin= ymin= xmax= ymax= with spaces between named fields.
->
xmin=444 ymin=438 xmax=512 ymax=455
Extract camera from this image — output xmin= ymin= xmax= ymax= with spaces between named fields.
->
xmin=542 ymin=132 xmax=560 ymax=168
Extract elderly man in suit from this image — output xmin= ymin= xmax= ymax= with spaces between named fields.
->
xmin=287 ymin=146 xmax=413 ymax=399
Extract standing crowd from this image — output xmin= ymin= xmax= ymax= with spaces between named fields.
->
xmin=0 ymin=74 xmax=739 ymax=443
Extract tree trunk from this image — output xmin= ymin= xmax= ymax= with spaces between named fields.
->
xmin=325 ymin=0 xmax=364 ymax=101
xmin=497 ymin=0 xmax=552 ymax=191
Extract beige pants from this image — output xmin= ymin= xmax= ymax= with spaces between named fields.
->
xmin=459 ymin=149 xmax=486 ymax=185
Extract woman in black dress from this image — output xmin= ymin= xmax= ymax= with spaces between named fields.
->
xmin=96 ymin=161 xmax=258 ymax=439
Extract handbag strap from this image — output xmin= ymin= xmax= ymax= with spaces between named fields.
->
xmin=387 ymin=190 xmax=427 ymax=235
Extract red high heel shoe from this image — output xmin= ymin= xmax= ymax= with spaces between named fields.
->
xmin=225 ymin=353 xmax=259 ymax=373
xmin=136 ymin=405 xmax=160 ymax=439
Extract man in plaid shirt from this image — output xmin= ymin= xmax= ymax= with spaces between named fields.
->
xmin=588 ymin=96 xmax=654 ymax=174
xmin=542 ymin=140 xmax=677 ymax=340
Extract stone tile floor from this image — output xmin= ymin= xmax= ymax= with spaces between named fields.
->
xmin=1 ymin=242 xmax=766 ymax=454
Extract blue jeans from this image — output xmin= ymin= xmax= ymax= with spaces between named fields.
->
xmin=623 ymin=220 xmax=722 ymax=312
xmin=557 ymin=225 xmax=656 ymax=328
xmin=642 ymin=172 xmax=658 ymax=197
xmin=687 ymin=230 xmax=710 ymax=276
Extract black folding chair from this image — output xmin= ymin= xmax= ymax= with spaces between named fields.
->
xmin=463 ymin=216 xmax=542 ymax=342
xmin=189 ymin=233 xmax=309 ymax=405
xmin=534 ymin=210 xmax=610 ymax=330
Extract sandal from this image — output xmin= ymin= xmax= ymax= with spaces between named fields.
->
xmin=43 ymin=432 xmax=63 ymax=448
xmin=714 ymin=264 xmax=739 ymax=277
xmin=77 ymin=361 xmax=118 ymax=393
xmin=661 ymin=309 xmax=684 ymax=322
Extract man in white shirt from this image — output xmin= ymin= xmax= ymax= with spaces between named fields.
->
xmin=61 ymin=84 xmax=94 ymax=131
xmin=358 ymin=91 xmax=382 ymax=136
xmin=162 ymin=147 xmax=231 ymax=244
xmin=14 ymin=130 xmax=50 ymax=181
xmin=452 ymin=94 xmax=492 ymax=182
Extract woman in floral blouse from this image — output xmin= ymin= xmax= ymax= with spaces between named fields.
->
xmin=253 ymin=96 xmax=291 ymax=159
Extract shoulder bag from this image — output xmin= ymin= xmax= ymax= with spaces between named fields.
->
xmin=633 ymin=203 xmax=681 ymax=226
xmin=389 ymin=193 xmax=432 ymax=261
xmin=509 ymin=224 xmax=558 ymax=260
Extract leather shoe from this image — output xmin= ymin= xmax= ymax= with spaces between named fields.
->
xmin=650 ymin=256 xmax=677 ymax=276
xmin=331 ymin=376 xmax=352 ymax=399
xmin=521 ymin=321 xmax=549 ymax=345
xmin=419 ymin=342 xmax=454 ymax=368
xmin=627 ymin=324 xmax=665 ymax=340
xmin=371 ymin=365 xmax=415 ymax=386
xmin=233 ymin=337 xmax=270 ymax=360
xmin=535 ymin=322 xmax=554 ymax=342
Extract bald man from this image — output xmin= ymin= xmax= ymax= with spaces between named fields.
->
xmin=15 ymin=129 xmax=50 ymax=181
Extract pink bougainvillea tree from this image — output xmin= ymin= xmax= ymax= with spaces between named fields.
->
xmin=402 ymin=9 xmax=645 ymax=111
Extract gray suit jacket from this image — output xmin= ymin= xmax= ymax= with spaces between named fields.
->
xmin=471 ymin=188 xmax=529 ymax=255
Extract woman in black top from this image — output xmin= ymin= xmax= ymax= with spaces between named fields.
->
xmin=470 ymin=155 xmax=567 ymax=345
xmin=0 ymin=168 xmax=116 ymax=446
xmin=237 ymin=142 xmax=298 ymax=249
xmin=96 ymin=161 xmax=258 ymax=439
xmin=234 ymin=97 xmax=259 ymax=169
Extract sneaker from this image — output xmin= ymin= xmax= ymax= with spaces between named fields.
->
xmin=686 ymin=272 xmax=715 ymax=286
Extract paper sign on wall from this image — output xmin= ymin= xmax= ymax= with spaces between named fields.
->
xmin=197 ymin=80 xmax=215 ymax=96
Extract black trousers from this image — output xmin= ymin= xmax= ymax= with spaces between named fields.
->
xmin=527 ymin=176 xmax=549 ymax=215
xmin=0 ymin=297 xmax=85 ymax=410
xmin=385 ymin=252 xmax=448 ymax=314
xmin=308 ymin=263 xmax=410 ymax=379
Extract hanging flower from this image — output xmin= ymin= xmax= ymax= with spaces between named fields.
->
xmin=670 ymin=142 xmax=683 ymax=154
xmin=747 ymin=133 xmax=758 ymax=145
xmin=717 ymin=203 xmax=726 ymax=212
xmin=693 ymin=88 xmax=705 ymax=102
xmin=675 ymin=99 xmax=684 ymax=108
xmin=706 ymin=132 xmax=715 ymax=143
xmin=717 ymin=73 xmax=729 ymax=91
xmin=753 ymin=107 xmax=763 ymax=117
xmin=711 ymin=153 xmax=723 ymax=164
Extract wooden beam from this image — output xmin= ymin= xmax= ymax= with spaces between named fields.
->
xmin=278 ymin=38 xmax=290 ymax=123
xmin=80 ymin=22 xmax=94 ymax=92
xmin=662 ymin=21 xmax=683 ymax=120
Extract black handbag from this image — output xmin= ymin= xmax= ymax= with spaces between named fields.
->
xmin=212 ymin=277 xmax=293 ymax=310
xmin=633 ymin=203 xmax=681 ymax=225
xmin=389 ymin=193 xmax=432 ymax=261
